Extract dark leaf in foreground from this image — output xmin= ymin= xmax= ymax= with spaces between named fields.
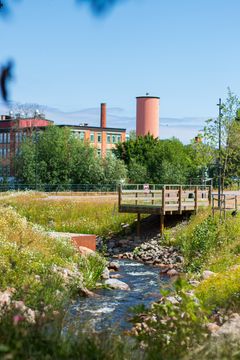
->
xmin=77 ymin=0 xmax=120 ymax=14
xmin=0 ymin=60 xmax=14 ymax=102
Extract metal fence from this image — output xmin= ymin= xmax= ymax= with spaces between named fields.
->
xmin=0 ymin=183 xmax=118 ymax=193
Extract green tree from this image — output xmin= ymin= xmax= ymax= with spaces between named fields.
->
xmin=128 ymin=160 xmax=148 ymax=183
xmin=102 ymin=155 xmax=127 ymax=184
xmin=204 ymin=88 xmax=240 ymax=187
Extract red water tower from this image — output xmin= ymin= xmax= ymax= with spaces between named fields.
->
xmin=136 ymin=96 xmax=160 ymax=138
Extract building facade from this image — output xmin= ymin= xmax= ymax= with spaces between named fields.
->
xmin=0 ymin=103 xmax=126 ymax=179
xmin=0 ymin=115 xmax=53 ymax=178
xmin=58 ymin=103 xmax=126 ymax=157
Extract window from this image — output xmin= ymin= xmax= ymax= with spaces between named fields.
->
xmin=117 ymin=135 xmax=121 ymax=143
xmin=90 ymin=133 xmax=94 ymax=142
xmin=112 ymin=134 xmax=116 ymax=143
xmin=0 ymin=133 xmax=2 ymax=143
xmin=107 ymin=133 xmax=111 ymax=143
xmin=79 ymin=132 xmax=85 ymax=140
xmin=97 ymin=133 xmax=102 ymax=143
xmin=6 ymin=133 xmax=10 ymax=144
xmin=97 ymin=149 xmax=101 ymax=157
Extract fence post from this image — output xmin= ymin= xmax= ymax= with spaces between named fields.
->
xmin=208 ymin=185 xmax=212 ymax=207
xmin=118 ymin=184 xmax=121 ymax=211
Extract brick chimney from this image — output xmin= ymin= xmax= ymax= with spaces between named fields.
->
xmin=100 ymin=103 xmax=106 ymax=128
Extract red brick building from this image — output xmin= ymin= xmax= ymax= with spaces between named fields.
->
xmin=0 ymin=103 xmax=126 ymax=179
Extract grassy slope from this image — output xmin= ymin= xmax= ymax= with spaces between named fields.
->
xmin=174 ymin=208 xmax=240 ymax=310
xmin=0 ymin=192 xmax=136 ymax=236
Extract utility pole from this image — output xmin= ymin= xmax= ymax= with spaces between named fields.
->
xmin=217 ymin=98 xmax=223 ymax=208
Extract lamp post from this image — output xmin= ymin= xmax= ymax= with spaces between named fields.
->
xmin=217 ymin=98 xmax=223 ymax=208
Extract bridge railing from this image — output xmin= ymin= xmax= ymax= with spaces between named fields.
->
xmin=212 ymin=193 xmax=240 ymax=218
xmin=119 ymin=184 xmax=211 ymax=214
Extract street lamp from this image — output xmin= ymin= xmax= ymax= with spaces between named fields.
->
xmin=217 ymin=98 xmax=223 ymax=208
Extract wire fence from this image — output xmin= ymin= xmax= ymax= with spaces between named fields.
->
xmin=0 ymin=183 xmax=118 ymax=193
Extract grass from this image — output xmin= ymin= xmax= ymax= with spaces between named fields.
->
xmin=173 ymin=208 xmax=240 ymax=311
xmin=0 ymin=205 xmax=106 ymax=309
xmin=0 ymin=192 xmax=136 ymax=237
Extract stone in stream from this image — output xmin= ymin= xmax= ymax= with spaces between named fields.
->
xmin=108 ymin=261 xmax=120 ymax=271
xmin=110 ymin=274 xmax=122 ymax=279
xmin=104 ymin=279 xmax=130 ymax=291
xmin=166 ymin=269 xmax=179 ymax=277
xmin=101 ymin=267 xmax=110 ymax=280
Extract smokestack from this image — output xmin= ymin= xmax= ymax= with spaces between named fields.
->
xmin=100 ymin=103 xmax=106 ymax=128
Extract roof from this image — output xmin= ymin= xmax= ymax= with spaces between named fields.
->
xmin=57 ymin=124 xmax=126 ymax=132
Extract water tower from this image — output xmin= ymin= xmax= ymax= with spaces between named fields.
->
xmin=136 ymin=95 xmax=160 ymax=138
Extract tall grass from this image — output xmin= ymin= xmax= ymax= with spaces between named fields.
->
xmin=1 ymin=193 xmax=136 ymax=236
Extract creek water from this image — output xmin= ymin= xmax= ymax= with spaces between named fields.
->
xmin=65 ymin=259 xmax=172 ymax=333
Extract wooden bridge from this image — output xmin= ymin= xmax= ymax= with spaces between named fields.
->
xmin=118 ymin=184 xmax=212 ymax=235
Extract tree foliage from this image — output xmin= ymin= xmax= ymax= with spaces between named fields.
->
xmin=204 ymin=88 xmax=240 ymax=186
xmin=115 ymin=135 xmax=196 ymax=184
xmin=15 ymin=126 xmax=127 ymax=185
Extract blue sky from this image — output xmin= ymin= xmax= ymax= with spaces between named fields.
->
xmin=1 ymin=0 xmax=240 ymax=142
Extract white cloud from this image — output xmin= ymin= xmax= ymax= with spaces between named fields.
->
xmin=0 ymin=101 xmax=208 ymax=143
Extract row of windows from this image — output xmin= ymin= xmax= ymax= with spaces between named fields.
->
xmin=0 ymin=147 xmax=10 ymax=159
xmin=106 ymin=133 xmax=121 ymax=144
xmin=0 ymin=133 xmax=10 ymax=144
xmin=74 ymin=131 xmax=122 ymax=144
xmin=96 ymin=149 xmax=114 ymax=157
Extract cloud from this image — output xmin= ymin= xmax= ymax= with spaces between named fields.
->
xmin=0 ymin=101 xmax=208 ymax=143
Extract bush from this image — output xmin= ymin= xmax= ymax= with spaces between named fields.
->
xmin=131 ymin=280 xmax=209 ymax=360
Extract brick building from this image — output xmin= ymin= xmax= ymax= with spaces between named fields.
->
xmin=0 ymin=114 xmax=53 ymax=178
xmin=58 ymin=103 xmax=126 ymax=157
xmin=0 ymin=103 xmax=126 ymax=179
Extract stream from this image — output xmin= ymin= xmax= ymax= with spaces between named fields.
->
xmin=65 ymin=259 xmax=173 ymax=333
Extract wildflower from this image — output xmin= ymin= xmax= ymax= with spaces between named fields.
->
xmin=13 ymin=314 xmax=25 ymax=326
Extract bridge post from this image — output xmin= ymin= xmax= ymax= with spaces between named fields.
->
xmin=137 ymin=213 xmax=141 ymax=237
xmin=160 ymin=214 xmax=164 ymax=236
xmin=179 ymin=186 xmax=182 ymax=214
xmin=194 ymin=186 xmax=198 ymax=213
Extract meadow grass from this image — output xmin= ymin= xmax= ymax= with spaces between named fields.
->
xmin=173 ymin=208 xmax=240 ymax=310
xmin=1 ymin=192 xmax=136 ymax=237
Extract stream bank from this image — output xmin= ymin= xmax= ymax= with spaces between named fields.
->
xmin=64 ymin=259 xmax=175 ymax=333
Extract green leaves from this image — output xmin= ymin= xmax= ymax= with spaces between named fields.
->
xmin=14 ymin=126 xmax=127 ymax=186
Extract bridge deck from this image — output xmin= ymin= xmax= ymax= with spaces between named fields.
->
xmin=118 ymin=184 xmax=211 ymax=235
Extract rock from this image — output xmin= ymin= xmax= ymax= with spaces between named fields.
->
xmin=110 ymin=274 xmax=122 ymax=279
xmin=118 ymin=240 xmax=129 ymax=247
xmin=207 ymin=323 xmax=220 ymax=333
xmin=77 ymin=246 xmax=95 ymax=257
xmin=101 ymin=267 xmax=110 ymax=279
xmin=166 ymin=296 xmax=180 ymax=305
xmin=104 ymin=279 xmax=130 ymax=290
xmin=202 ymin=270 xmax=215 ymax=280
xmin=79 ymin=288 xmax=101 ymax=298
xmin=167 ymin=269 xmax=179 ymax=277
xmin=188 ymin=279 xmax=200 ymax=287
xmin=108 ymin=261 xmax=120 ymax=271
xmin=213 ymin=314 xmax=240 ymax=339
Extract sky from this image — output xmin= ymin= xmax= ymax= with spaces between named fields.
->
xmin=1 ymin=0 xmax=240 ymax=143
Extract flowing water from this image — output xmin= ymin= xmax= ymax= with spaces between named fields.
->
xmin=65 ymin=259 xmax=172 ymax=333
